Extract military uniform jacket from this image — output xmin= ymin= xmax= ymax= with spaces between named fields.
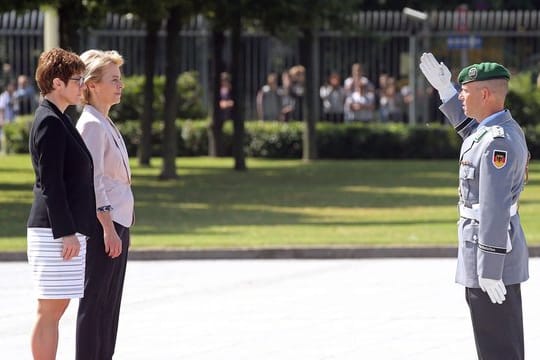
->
xmin=440 ymin=94 xmax=529 ymax=288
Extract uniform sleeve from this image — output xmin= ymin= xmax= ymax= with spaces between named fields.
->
xmin=477 ymin=138 xmax=514 ymax=280
xmin=76 ymin=118 xmax=111 ymax=210
xmin=34 ymin=115 xmax=76 ymax=238
xmin=439 ymin=94 xmax=478 ymax=139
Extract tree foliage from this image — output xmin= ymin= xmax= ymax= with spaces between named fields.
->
xmin=253 ymin=0 xmax=362 ymax=161
xmin=200 ymin=0 xmax=262 ymax=169
xmin=0 ymin=0 xmax=40 ymax=12
xmin=103 ymin=0 xmax=168 ymax=166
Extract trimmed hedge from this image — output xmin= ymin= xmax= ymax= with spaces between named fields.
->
xmin=116 ymin=120 xmax=464 ymax=159
xmin=3 ymin=115 xmax=33 ymax=154
xmin=109 ymin=72 xmax=207 ymax=122
xmin=5 ymin=71 xmax=540 ymax=159
xmin=7 ymin=117 xmax=540 ymax=160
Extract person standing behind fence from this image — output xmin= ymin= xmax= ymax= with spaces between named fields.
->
xmin=344 ymin=78 xmax=375 ymax=122
xmin=75 ymin=49 xmax=134 ymax=360
xmin=0 ymin=62 xmax=14 ymax=92
xmin=280 ymin=70 xmax=295 ymax=122
xmin=0 ymin=81 xmax=16 ymax=151
xmin=289 ymin=65 xmax=305 ymax=120
xmin=320 ymin=72 xmax=346 ymax=123
xmin=218 ymin=72 xmax=234 ymax=122
xmin=0 ymin=81 xmax=16 ymax=122
xmin=14 ymin=74 xmax=38 ymax=115
xmin=379 ymin=77 xmax=405 ymax=123
xmin=257 ymin=72 xmax=282 ymax=121
xmin=344 ymin=63 xmax=373 ymax=95
xmin=26 ymin=47 xmax=97 ymax=360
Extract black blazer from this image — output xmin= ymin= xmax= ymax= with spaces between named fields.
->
xmin=27 ymin=99 xmax=98 ymax=239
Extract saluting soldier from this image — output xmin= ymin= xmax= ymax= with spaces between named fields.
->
xmin=420 ymin=53 xmax=529 ymax=360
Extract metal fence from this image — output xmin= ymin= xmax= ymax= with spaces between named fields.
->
xmin=0 ymin=10 xmax=43 ymax=81
xmin=3 ymin=9 xmax=540 ymax=121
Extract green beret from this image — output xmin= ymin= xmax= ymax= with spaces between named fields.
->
xmin=458 ymin=62 xmax=510 ymax=84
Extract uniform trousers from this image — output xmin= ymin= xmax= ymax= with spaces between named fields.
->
xmin=465 ymin=284 xmax=524 ymax=360
xmin=76 ymin=222 xmax=130 ymax=360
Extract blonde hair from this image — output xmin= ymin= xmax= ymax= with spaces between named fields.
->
xmin=80 ymin=49 xmax=124 ymax=104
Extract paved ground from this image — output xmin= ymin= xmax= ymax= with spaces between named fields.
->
xmin=2 ymin=258 xmax=540 ymax=359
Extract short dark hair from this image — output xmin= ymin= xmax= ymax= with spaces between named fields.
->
xmin=35 ymin=48 xmax=85 ymax=95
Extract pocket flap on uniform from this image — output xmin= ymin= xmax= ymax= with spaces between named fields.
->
xmin=461 ymin=222 xmax=479 ymax=244
xmin=459 ymin=165 xmax=475 ymax=180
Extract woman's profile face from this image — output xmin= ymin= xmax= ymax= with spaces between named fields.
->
xmin=60 ymin=73 xmax=86 ymax=106
xmin=89 ymin=63 xmax=124 ymax=107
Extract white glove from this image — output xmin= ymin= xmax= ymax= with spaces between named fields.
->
xmin=478 ymin=277 xmax=507 ymax=304
xmin=419 ymin=52 xmax=457 ymax=102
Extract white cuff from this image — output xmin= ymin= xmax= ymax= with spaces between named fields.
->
xmin=439 ymin=84 xmax=457 ymax=103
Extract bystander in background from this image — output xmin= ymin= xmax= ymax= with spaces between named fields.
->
xmin=257 ymin=72 xmax=282 ymax=121
xmin=0 ymin=62 xmax=14 ymax=92
xmin=14 ymin=74 xmax=38 ymax=115
xmin=280 ymin=70 xmax=295 ymax=122
xmin=378 ymin=76 xmax=405 ymax=123
xmin=218 ymin=72 xmax=234 ymax=122
xmin=288 ymin=65 xmax=305 ymax=120
xmin=320 ymin=72 xmax=346 ymax=123
xmin=344 ymin=63 xmax=374 ymax=95
xmin=344 ymin=78 xmax=375 ymax=122
xmin=0 ymin=81 xmax=16 ymax=151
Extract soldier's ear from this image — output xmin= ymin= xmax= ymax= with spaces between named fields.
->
xmin=480 ymin=86 xmax=490 ymax=100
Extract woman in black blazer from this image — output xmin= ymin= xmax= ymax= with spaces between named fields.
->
xmin=27 ymin=48 xmax=98 ymax=359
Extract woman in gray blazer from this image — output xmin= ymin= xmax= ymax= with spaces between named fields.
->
xmin=75 ymin=49 xmax=134 ymax=360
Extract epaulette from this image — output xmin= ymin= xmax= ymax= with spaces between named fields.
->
xmin=474 ymin=128 xmax=489 ymax=142
xmin=489 ymin=125 xmax=505 ymax=138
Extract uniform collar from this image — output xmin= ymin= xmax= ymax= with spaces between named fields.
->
xmin=478 ymin=109 xmax=510 ymax=129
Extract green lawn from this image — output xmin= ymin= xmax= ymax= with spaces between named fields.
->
xmin=2 ymin=154 xmax=540 ymax=252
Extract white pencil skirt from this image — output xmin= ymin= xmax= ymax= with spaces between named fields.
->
xmin=27 ymin=228 xmax=87 ymax=299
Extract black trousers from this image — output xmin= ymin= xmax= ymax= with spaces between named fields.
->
xmin=465 ymin=284 xmax=524 ymax=360
xmin=76 ymin=222 xmax=130 ymax=360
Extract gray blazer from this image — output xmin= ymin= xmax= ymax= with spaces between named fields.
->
xmin=440 ymin=95 xmax=529 ymax=288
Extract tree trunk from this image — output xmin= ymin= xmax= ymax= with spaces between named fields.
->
xmin=58 ymin=3 xmax=83 ymax=122
xmin=299 ymin=28 xmax=317 ymax=161
xmin=230 ymin=17 xmax=246 ymax=171
xmin=159 ymin=6 xmax=181 ymax=180
xmin=138 ymin=19 xmax=159 ymax=166
xmin=58 ymin=4 xmax=81 ymax=52
xmin=208 ymin=28 xmax=226 ymax=157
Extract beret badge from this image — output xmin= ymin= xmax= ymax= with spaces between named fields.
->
xmin=468 ymin=67 xmax=477 ymax=81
